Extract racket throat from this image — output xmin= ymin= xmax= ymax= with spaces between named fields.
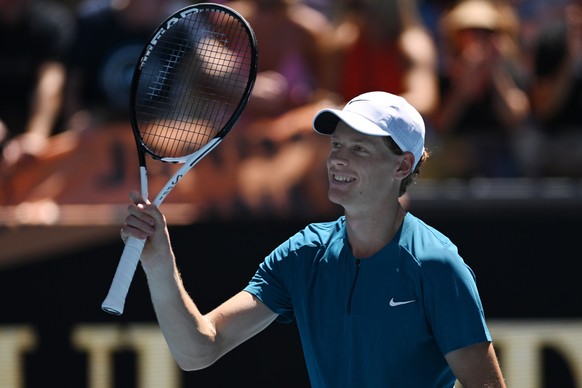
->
xmin=161 ymin=138 xmax=222 ymax=165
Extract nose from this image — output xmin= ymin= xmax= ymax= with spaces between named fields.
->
xmin=328 ymin=148 xmax=347 ymax=167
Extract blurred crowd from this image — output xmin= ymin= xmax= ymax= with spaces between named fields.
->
xmin=1 ymin=0 xmax=582 ymax=212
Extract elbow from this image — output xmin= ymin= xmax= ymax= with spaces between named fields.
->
xmin=176 ymin=361 xmax=209 ymax=372
xmin=176 ymin=357 xmax=214 ymax=372
xmin=173 ymin=349 xmax=221 ymax=372
xmin=167 ymin=316 xmax=226 ymax=371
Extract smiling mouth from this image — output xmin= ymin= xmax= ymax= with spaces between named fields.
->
xmin=332 ymin=174 xmax=355 ymax=183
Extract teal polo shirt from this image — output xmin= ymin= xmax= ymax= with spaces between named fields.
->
xmin=244 ymin=213 xmax=491 ymax=388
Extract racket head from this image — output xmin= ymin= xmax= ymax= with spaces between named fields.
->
xmin=130 ymin=3 xmax=258 ymax=163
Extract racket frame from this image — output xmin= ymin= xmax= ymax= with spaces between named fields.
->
xmin=101 ymin=3 xmax=257 ymax=315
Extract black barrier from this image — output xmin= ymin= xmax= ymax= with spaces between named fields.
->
xmin=1 ymin=193 xmax=581 ymax=387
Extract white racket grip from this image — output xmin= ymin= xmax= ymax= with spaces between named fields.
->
xmin=140 ymin=166 xmax=148 ymax=200
xmin=101 ymin=236 xmax=146 ymax=315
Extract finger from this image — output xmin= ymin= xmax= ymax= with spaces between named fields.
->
xmin=127 ymin=194 xmax=165 ymax=228
xmin=126 ymin=205 xmax=156 ymax=229
xmin=130 ymin=190 xmax=146 ymax=205
xmin=128 ymin=201 xmax=160 ymax=226
xmin=127 ymin=212 xmax=155 ymax=232
xmin=121 ymin=226 xmax=148 ymax=241
xmin=121 ymin=218 xmax=152 ymax=240
xmin=120 ymin=226 xmax=144 ymax=243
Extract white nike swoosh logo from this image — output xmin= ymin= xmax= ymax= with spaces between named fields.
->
xmin=389 ymin=297 xmax=416 ymax=307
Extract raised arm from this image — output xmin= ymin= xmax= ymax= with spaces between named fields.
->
xmin=2 ymin=61 xmax=66 ymax=165
xmin=122 ymin=191 xmax=278 ymax=370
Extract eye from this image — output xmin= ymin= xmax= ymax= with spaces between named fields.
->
xmin=330 ymin=140 xmax=341 ymax=150
xmin=354 ymin=145 xmax=368 ymax=153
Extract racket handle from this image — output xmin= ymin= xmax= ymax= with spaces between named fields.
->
xmin=101 ymin=237 xmax=146 ymax=315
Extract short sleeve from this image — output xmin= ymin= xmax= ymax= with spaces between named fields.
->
xmin=244 ymin=238 xmax=296 ymax=323
xmin=421 ymin=248 xmax=491 ymax=355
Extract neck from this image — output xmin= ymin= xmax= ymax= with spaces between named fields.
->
xmin=345 ymin=200 xmax=406 ymax=259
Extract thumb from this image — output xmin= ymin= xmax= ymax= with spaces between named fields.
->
xmin=129 ymin=190 xmax=151 ymax=205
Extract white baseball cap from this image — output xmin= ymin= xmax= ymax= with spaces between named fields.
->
xmin=313 ymin=91 xmax=425 ymax=169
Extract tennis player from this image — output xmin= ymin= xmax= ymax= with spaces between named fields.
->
xmin=122 ymin=91 xmax=506 ymax=387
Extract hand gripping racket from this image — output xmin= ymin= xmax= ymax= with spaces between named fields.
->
xmin=102 ymin=3 xmax=258 ymax=315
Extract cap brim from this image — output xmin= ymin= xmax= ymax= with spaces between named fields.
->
xmin=313 ymin=109 xmax=390 ymax=137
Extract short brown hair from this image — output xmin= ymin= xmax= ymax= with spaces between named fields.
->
xmin=383 ymin=137 xmax=429 ymax=196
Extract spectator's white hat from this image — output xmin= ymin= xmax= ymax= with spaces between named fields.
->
xmin=313 ymin=91 xmax=425 ymax=169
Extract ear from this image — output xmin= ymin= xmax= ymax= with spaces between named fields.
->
xmin=395 ymin=152 xmax=414 ymax=179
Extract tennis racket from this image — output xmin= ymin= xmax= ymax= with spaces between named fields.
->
xmin=101 ymin=3 xmax=258 ymax=315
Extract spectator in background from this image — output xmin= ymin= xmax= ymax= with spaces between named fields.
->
xmin=432 ymin=0 xmax=529 ymax=179
xmin=62 ymin=0 xmax=184 ymax=188
xmin=0 ymin=0 xmax=74 ymax=167
xmin=64 ymin=0 xmax=184 ymax=129
xmin=527 ymin=0 xmax=582 ymax=177
xmin=511 ymin=0 xmax=572 ymax=56
xmin=228 ymin=0 xmax=333 ymax=120
xmin=322 ymin=0 xmax=439 ymax=119
xmin=418 ymin=0 xmax=457 ymax=44
xmin=212 ymin=0 xmax=339 ymax=218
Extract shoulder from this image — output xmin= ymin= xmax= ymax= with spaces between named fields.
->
xmin=72 ymin=5 xmax=115 ymax=43
xmin=400 ymin=214 xmax=480 ymax=293
xmin=402 ymin=214 xmax=455 ymax=250
xmin=287 ymin=3 xmax=331 ymax=36
xmin=399 ymin=26 xmax=436 ymax=64
xmin=400 ymin=213 xmax=466 ymax=268
xmin=30 ymin=1 xmax=74 ymax=32
xmin=31 ymin=0 xmax=73 ymax=21
xmin=225 ymin=0 xmax=254 ymax=19
xmin=264 ymin=217 xmax=345 ymax=266
xmin=285 ymin=217 xmax=345 ymax=252
xmin=28 ymin=1 xmax=75 ymax=54
xmin=258 ymin=217 xmax=345 ymax=283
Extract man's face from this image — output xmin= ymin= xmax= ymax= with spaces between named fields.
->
xmin=326 ymin=122 xmax=402 ymax=213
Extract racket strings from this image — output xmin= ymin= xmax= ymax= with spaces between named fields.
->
xmin=136 ymin=9 xmax=254 ymax=159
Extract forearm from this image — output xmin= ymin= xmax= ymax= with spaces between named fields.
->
xmin=491 ymin=67 xmax=529 ymax=129
xmin=531 ymin=57 xmax=578 ymax=121
xmin=9 ymin=62 xmax=67 ymax=159
xmin=145 ymin=260 xmax=220 ymax=371
xmin=124 ymin=192 xmax=274 ymax=370
xmin=446 ymin=342 xmax=506 ymax=388
xmin=433 ymin=88 xmax=467 ymax=134
xmin=27 ymin=62 xmax=66 ymax=138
